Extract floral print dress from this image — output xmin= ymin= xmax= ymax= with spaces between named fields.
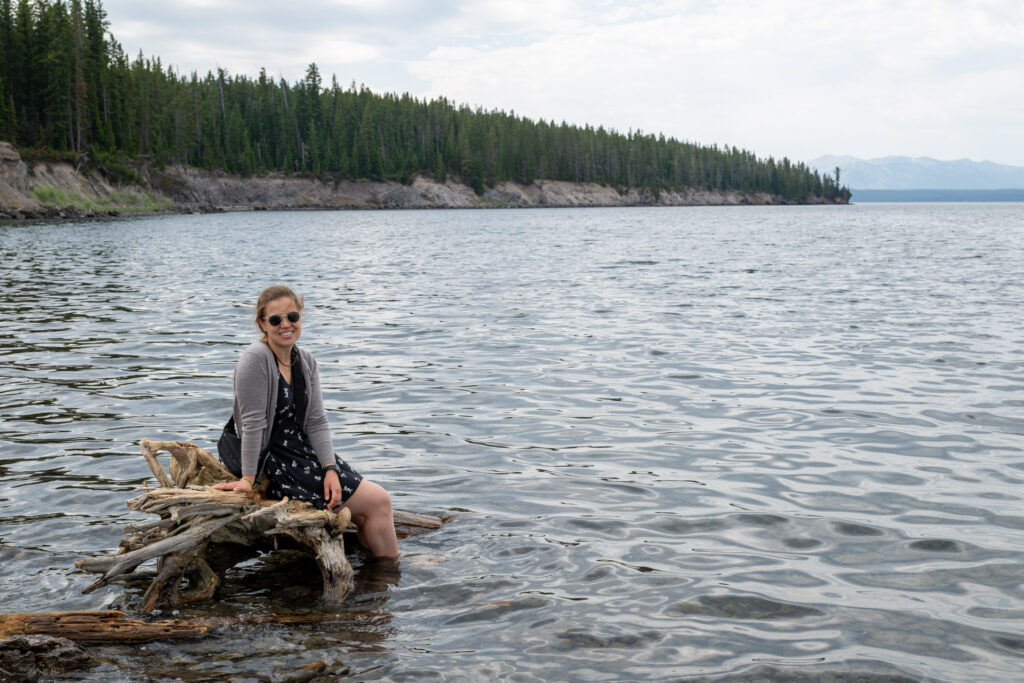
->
xmin=263 ymin=371 xmax=363 ymax=509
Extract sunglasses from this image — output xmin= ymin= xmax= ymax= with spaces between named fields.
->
xmin=263 ymin=311 xmax=301 ymax=327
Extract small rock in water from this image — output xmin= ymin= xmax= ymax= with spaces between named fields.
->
xmin=0 ymin=634 xmax=97 ymax=679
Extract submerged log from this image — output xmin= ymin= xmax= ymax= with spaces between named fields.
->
xmin=0 ymin=609 xmax=386 ymax=644
xmin=0 ymin=611 xmax=208 ymax=643
xmin=76 ymin=439 xmax=443 ymax=614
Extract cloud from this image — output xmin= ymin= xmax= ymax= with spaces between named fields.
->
xmin=408 ymin=0 xmax=1024 ymax=163
xmin=100 ymin=0 xmax=1024 ymax=164
xmin=444 ymin=0 xmax=597 ymax=44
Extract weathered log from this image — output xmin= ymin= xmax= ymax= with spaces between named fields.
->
xmin=137 ymin=439 xmax=443 ymax=538
xmin=393 ymin=510 xmax=443 ymax=538
xmin=75 ymin=439 xmax=445 ymax=614
xmin=0 ymin=611 xmax=208 ymax=643
xmin=77 ymin=488 xmax=355 ymax=612
xmin=0 ymin=609 xmax=385 ymax=644
xmin=140 ymin=438 xmax=237 ymax=488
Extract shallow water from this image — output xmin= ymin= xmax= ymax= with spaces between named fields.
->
xmin=1 ymin=204 xmax=1022 ymax=681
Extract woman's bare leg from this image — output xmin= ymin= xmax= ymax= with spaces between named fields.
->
xmin=341 ymin=480 xmax=398 ymax=558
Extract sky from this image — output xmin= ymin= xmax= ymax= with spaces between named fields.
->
xmin=99 ymin=0 xmax=1024 ymax=167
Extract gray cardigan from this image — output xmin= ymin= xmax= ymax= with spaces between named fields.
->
xmin=232 ymin=341 xmax=335 ymax=477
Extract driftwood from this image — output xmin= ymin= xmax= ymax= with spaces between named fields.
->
xmin=0 ymin=609 xmax=385 ymax=644
xmin=0 ymin=611 xmax=209 ymax=644
xmin=75 ymin=439 xmax=443 ymax=615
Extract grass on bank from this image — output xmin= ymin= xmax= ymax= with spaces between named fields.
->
xmin=30 ymin=186 xmax=171 ymax=213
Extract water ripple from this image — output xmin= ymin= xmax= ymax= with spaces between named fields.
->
xmin=1 ymin=204 xmax=1023 ymax=680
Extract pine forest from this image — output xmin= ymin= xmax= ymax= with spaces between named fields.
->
xmin=0 ymin=0 xmax=850 ymax=202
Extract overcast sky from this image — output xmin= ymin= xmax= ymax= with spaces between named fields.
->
xmin=100 ymin=0 xmax=1024 ymax=167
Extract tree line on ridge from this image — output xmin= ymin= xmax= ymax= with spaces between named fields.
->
xmin=0 ymin=0 xmax=850 ymax=202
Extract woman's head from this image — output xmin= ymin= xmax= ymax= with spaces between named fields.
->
xmin=255 ymin=285 xmax=304 ymax=345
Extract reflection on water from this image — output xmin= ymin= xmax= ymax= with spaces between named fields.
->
xmin=1 ymin=204 xmax=1023 ymax=680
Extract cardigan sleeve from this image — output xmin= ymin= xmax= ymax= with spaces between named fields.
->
xmin=235 ymin=349 xmax=271 ymax=476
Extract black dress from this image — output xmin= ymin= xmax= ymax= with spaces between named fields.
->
xmin=263 ymin=370 xmax=363 ymax=509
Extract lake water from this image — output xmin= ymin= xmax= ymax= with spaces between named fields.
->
xmin=1 ymin=204 xmax=1022 ymax=681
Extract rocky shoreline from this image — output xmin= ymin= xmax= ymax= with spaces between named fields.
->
xmin=1 ymin=142 xmax=846 ymax=220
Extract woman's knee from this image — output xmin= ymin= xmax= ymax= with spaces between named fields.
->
xmin=348 ymin=480 xmax=392 ymax=517
xmin=366 ymin=480 xmax=393 ymax=515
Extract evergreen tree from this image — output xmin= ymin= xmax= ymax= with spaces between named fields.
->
xmin=0 ymin=0 xmax=12 ymax=121
xmin=356 ymin=99 xmax=382 ymax=180
xmin=434 ymin=150 xmax=445 ymax=182
xmin=10 ymin=0 xmax=32 ymax=140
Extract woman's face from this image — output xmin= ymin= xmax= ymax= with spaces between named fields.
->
xmin=259 ymin=296 xmax=302 ymax=350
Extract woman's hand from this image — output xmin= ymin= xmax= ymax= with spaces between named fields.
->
xmin=323 ymin=469 xmax=342 ymax=509
xmin=213 ymin=478 xmax=254 ymax=492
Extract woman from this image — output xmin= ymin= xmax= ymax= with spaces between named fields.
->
xmin=213 ymin=285 xmax=398 ymax=558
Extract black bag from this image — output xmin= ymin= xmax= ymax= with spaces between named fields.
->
xmin=217 ymin=415 xmax=245 ymax=478
xmin=219 ymin=359 xmax=301 ymax=479
xmin=218 ymin=414 xmax=279 ymax=480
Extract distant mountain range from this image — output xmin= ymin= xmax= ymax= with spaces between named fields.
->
xmin=807 ymin=155 xmax=1024 ymax=190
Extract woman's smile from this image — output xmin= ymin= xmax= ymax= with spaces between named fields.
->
xmin=260 ymin=296 xmax=302 ymax=353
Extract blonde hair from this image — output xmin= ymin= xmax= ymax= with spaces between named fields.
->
xmin=255 ymin=285 xmax=304 ymax=340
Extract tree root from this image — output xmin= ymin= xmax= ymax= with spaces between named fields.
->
xmin=75 ymin=439 xmax=443 ymax=614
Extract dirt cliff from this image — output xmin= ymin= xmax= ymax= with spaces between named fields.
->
xmin=1 ymin=142 xmax=836 ymax=219
xmin=156 ymin=166 xmax=789 ymax=210
xmin=0 ymin=141 xmax=33 ymax=210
